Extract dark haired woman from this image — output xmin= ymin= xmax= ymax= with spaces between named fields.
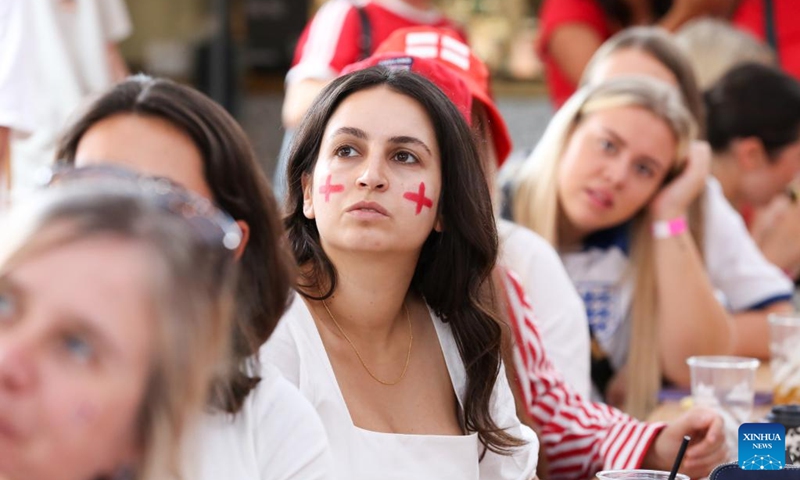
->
xmin=56 ymin=75 xmax=333 ymax=480
xmin=707 ymin=62 xmax=800 ymax=279
xmin=262 ymin=66 xmax=537 ymax=479
xmin=537 ymin=0 xmax=738 ymax=107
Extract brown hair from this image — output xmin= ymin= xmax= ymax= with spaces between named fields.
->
xmin=56 ymin=76 xmax=295 ymax=413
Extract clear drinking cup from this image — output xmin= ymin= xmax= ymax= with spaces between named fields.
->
xmin=596 ymin=470 xmax=689 ymax=480
xmin=686 ymin=355 xmax=760 ymax=459
xmin=769 ymin=313 xmax=800 ymax=405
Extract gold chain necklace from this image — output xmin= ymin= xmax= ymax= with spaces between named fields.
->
xmin=321 ymin=299 xmax=413 ymax=386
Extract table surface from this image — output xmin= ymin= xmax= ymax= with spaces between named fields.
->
xmin=647 ymin=364 xmax=773 ymax=423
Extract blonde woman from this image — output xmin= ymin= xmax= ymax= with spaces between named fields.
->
xmin=572 ymin=28 xmax=794 ymax=413
xmin=510 ymin=77 xmax=737 ymax=418
xmin=0 ymin=177 xmax=238 ymax=480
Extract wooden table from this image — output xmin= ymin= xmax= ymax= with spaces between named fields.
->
xmin=647 ymin=364 xmax=773 ymax=423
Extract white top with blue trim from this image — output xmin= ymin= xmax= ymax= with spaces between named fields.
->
xmin=561 ymin=177 xmax=793 ymax=376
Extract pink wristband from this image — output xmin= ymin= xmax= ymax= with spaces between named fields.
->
xmin=651 ymin=216 xmax=688 ymax=239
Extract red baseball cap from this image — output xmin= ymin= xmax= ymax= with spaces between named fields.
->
xmin=341 ymin=54 xmax=474 ymax=128
xmin=375 ymin=26 xmax=513 ymax=165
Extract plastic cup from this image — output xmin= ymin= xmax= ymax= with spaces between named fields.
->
xmin=769 ymin=313 xmax=800 ymax=405
xmin=687 ymin=355 xmax=760 ymax=459
xmin=596 ymin=470 xmax=689 ymax=480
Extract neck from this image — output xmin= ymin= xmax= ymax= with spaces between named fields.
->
xmin=711 ymin=153 xmax=743 ymax=209
xmin=623 ymin=0 xmax=653 ymax=24
xmin=313 ymin=246 xmax=420 ymax=341
xmin=556 ymin=203 xmax=587 ymax=251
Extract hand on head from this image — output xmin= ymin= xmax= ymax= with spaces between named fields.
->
xmin=650 ymin=140 xmax=711 ymax=221
xmin=750 ymin=192 xmax=800 ymax=277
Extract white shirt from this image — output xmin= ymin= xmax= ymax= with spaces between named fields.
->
xmin=498 ymin=219 xmax=591 ymax=398
xmin=0 ymin=0 xmax=36 ymax=135
xmin=261 ymin=294 xmax=539 ymax=480
xmin=561 ymin=177 xmax=794 ymax=378
xmin=182 ymin=362 xmax=334 ymax=480
xmin=6 ymin=0 xmax=132 ymax=196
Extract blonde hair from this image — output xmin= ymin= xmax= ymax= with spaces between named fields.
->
xmin=0 ymin=184 xmax=238 ymax=480
xmin=675 ymin=18 xmax=776 ymax=90
xmin=512 ymin=78 xmax=697 ymax=418
xmin=582 ymin=26 xmax=705 ymax=131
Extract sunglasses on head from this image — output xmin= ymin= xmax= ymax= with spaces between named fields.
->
xmin=44 ymin=164 xmax=243 ymax=252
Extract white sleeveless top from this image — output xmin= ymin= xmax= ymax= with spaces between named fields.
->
xmin=261 ymin=294 xmax=539 ymax=480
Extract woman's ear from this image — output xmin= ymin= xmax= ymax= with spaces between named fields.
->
xmin=733 ymin=137 xmax=769 ymax=172
xmin=301 ymin=174 xmax=315 ymax=219
xmin=233 ymin=220 xmax=250 ymax=261
xmin=434 ymin=214 xmax=444 ymax=232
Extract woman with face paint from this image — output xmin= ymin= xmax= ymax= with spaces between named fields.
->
xmin=263 ymin=65 xmax=538 ymax=479
xmin=55 ymin=76 xmax=333 ymax=480
xmin=346 ymin=28 xmax=728 ymax=480
xmin=0 ymin=178 xmax=238 ymax=480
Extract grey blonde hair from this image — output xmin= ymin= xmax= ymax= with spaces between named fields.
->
xmin=582 ymin=26 xmax=705 ymax=129
xmin=0 ymin=184 xmax=238 ymax=480
xmin=512 ymin=78 xmax=697 ymax=418
xmin=675 ymin=18 xmax=776 ymax=90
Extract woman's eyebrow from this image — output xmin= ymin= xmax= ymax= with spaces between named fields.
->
xmin=388 ymin=136 xmax=432 ymax=156
xmin=330 ymin=126 xmax=368 ymax=140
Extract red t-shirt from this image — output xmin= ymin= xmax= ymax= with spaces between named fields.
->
xmin=733 ymin=0 xmax=800 ymax=80
xmin=536 ymin=0 xmax=612 ymax=108
xmin=287 ymin=0 xmax=464 ymax=84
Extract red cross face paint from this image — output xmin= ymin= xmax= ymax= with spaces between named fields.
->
xmin=403 ymin=182 xmax=434 ymax=215
xmin=319 ymin=174 xmax=344 ymax=202
xmin=309 ymin=86 xmax=442 ymax=254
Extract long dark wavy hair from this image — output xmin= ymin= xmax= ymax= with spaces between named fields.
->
xmin=284 ymin=66 xmax=524 ymax=454
xmin=56 ymin=75 xmax=295 ymax=415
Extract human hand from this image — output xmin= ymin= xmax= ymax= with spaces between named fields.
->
xmin=751 ymin=194 xmax=800 ymax=278
xmin=643 ymin=407 xmax=728 ymax=478
xmin=649 ymin=141 xmax=710 ymax=221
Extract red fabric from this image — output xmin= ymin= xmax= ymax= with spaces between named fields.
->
xmin=290 ymin=0 xmax=464 ymax=81
xmin=342 ymin=54 xmax=475 ymax=130
xmin=501 ymin=269 xmax=665 ymax=479
xmin=374 ymin=26 xmax=514 ymax=165
xmin=733 ymin=0 xmax=800 ymax=80
xmin=536 ymin=0 xmax=612 ymax=108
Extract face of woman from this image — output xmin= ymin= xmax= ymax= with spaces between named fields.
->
xmin=590 ymin=48 xmax=679 ymax=87
xmin=0 ymin=237 xmax=155 ymax=480
xmin=557 ymin=106 xmax=677 ymax=238
xmin=74 ymin=114 xmax=213 ymax=200
xmin=303 ymin=85 xmax=442 ymax=255
xmin=741 ymin=137 xmax=800 ymax=206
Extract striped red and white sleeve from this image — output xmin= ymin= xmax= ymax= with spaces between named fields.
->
xmin=501 ymin=269 xmax=666 ymax=480
xmin=287 ymin=0 xmax=363 ymax=84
